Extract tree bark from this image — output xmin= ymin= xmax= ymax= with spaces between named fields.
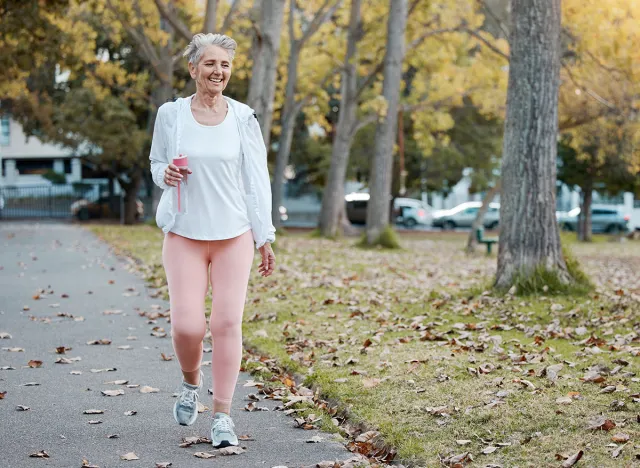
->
xmin=494 ymin=0 xmax=570 ymax=289
xmin=364 ymin=0 xmax=408 ymax=245
xmin=577 ymin=181 xmax=593 ymax=242
xmin=271 ymin=0 xmax=340 ymax=228
xmin=246 ymin=0 xmax=286 ymax=147
xmin=203 ymin=0 xmax=219 ymax=33
xmin=466 ymin=181 xmax=501 ymax=254
xmin=123 ymin=169 xmax=143 ymax=225
xmin=271 ymin=45 xmax=300 ymax=228
xmin=318 ymin=0 xmax=361 ymax=237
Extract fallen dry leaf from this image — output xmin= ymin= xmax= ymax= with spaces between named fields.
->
xmin=155 ymin=463 xmax=172 ymax=468
xmin=611 ymin=433 xmax=630 ymax=443
xmin=107 ymin=434 xmax=119 ymax=439
xmin=27 ymin=360 xmax=43 ymax=368
xmin=194 ymin=452 xmax=216 ymax=459
xmin=70 ymin=371 xmax=82 ymax=375
xmin=88 ymin=420 xmax=102 ymax=424
xmin=83 ymin=409 xmax=104 ymax=414
xmin=218 ymin=446 xmax=246 ymax=455
xmin=3 ymin=347 xmax=24 ymax=352
xmin=1 ymin=366 xmax=15 ymax=370
xmin=0 ymin=332 xmax=12 ymax=339
xmin=55 ymin=346 xmax=71 ymax=354
xmin=90 ymin=368 xmax=116 ymax=373
xmin=124 ymin=410 xmax=137 ymax=416
xmin=0 ymin=391 xmax=7 ymax=399
xmin=21 ymin=382 xmax=39 ymax=386
xmin=160 ymin=353 xmax=173 ymax=361
xmin=105 ymin=380 xmax=128 ymax=385
xmin=117 ymin=345 xmax=133 ymax=350
xmin=87 ymin=339 xmax=111 ymax=345
xmin=561 ymin=450 xmax=584 ymax=467
xmin=238 ymin=435 xmax=254 ymax=441
xmin=306 ymin=436 xmax=323 ymax=443
xmin=120 ymin=452 xmax=139 ymax=461
xmin=482 ymin=446 xmax=498 ymax=454
xmin=16 ymin=405 xmax=30 ymax=411
xmin=587 ymin=416 xmax=616 ymax=431
xmin=101 ymin=389 xmax=124 ymax=397
xmin=29 ymin=450 xmax=49 ymax=458
xmin=140 ymin=386 xmax=159 ymax=394
xmin=81 ymin=458 xmax=99 ymax=468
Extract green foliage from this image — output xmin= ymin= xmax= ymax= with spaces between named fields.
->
xmin=41 ymin=169 xmax=66 ymax=185
xmin=357 ymin=225 xmax=402 ymax=249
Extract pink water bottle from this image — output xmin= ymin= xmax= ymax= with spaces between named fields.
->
xmin=173 ymin=154 xmax=189 ymax=214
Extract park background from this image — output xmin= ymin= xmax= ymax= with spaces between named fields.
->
xmin=1 ymin=0 xmax=639 ymax=466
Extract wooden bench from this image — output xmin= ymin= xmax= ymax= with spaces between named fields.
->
xmin=475 ymin=227 xmax=498 ymax=254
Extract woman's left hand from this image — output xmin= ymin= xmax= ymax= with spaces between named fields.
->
xmin=258 ymin=243 xmax=276 ymax=277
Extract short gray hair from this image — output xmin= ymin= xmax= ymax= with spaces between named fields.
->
xmin=183 ymin=33 xmax=237 ymax=65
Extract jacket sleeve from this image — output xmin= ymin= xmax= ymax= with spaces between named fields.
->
xmin=242 ymin=115 xmax=276 ymax=249
xmin=149 ymin=106 xmax=171 ymax=190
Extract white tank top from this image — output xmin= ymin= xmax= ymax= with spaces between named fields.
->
xmin=170 ymin=100 xmax=251 ymax=240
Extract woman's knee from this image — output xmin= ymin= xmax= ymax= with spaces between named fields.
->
xmin=209 ymin=316 xmax=242 ymax=338
xmin=171 ymin=319 xmax=206 ymax=343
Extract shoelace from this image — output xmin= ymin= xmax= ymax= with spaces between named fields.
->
xmin=213 ymin=416 xmax=233 ymax=433
xmin=179 ymin=387 xmax=199 ymax=409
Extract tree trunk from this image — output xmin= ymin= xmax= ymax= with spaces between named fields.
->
xmin=203 ymin=0 xmax=219 ymax=33
xmin=150 ymin=16 xmax=174 ymax=215
xmin=494 ymin=0 xmax=570 ymax=289
xmin=123 ymin=170 xmax=142 ymax=225
xmin=365 ymin=0 xmax=408 ymax=245
xmin=466 ymin=182 xmax=501 ymax=254
xmin=577 ymin=182 xmax=593 ymax=242
xmin=246 ymin=0 xmax=286 ymax=147
xmin=318 ymin=0 xmax=361 ymax=237
xmin=271 ymin=43 xmax=300 ymax=229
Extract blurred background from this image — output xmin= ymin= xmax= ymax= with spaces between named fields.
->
xmin=0 ymin=0 xmax=638 ymax=239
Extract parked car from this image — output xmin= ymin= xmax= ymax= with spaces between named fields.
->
xmin=556 ymin=205 xmax=630 ymax=234
xmin=345 ymin=192 xmax=399 ymax=224
xmin=432 ymin=201 xmax=500 ymax=230
xmin=394 ymin=197 xmax=432 ymax=228
xmin=70 ymin=195 xmax=144 ymax=221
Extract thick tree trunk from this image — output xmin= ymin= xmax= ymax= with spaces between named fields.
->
xmin=318 ymin=0 xmax=361 ymax=237
xmin=271 ymin=44 xmax=300 ymax=228
xmin=466 ymin=182 xmax=501 ymax=254
xmin=494 ymin=0 xmax=570 ymax=289
xmin=577 ymin=182 xmax=593 ymax=242
xmin=246 ymin=0 xmax=286 ymax=147
xmin=365 ymin=0 xmax=408 ymax=245
xmin=123 ymin=170 xmax=142 ymax=225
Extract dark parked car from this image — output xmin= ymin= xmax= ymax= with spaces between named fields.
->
xmin=70 ymin=195 xmax=144 ymax=221
xmin=345 ymin=192 xmax=399 ymax=224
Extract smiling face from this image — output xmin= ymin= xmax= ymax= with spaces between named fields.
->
xmin=189 ymin=45 xmax=232 ymax=95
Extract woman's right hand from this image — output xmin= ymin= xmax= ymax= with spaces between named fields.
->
xmin=164 ymin=164 xmax=192 ymax=187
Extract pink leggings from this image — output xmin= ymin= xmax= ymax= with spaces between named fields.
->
xmin=162 ymin=230 xmax=254 ymax=408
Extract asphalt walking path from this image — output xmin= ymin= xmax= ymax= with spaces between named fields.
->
xmin=0 ymin=221 xmax=356 ymax=468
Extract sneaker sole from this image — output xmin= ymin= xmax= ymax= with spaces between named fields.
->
xmin=212 ymin=440 xmax=238 ymax=449
xmin=173 ymin=401 xmax=197 ymax=426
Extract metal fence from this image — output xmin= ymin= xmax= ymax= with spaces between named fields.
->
xmin=0 ymin=184 xmax=101 ymax=219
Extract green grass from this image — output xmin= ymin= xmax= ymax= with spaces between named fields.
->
xmin=87 ymin=224 xmax=640 ymax=467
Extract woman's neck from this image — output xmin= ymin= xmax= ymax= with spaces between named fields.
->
xmin=192 ymin=91 xmax=225 ymax=112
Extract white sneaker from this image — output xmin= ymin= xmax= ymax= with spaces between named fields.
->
xmin=172 ymin=370 xmax=203 ymax=426
xmin=211 ymin=412 xmax=238 ymax=448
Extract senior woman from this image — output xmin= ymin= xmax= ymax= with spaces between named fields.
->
xmin=149 ymin=33 xmax=276 ymax=448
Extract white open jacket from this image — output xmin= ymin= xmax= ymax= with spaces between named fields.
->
xmin=149 ymin=95 xmax=276 ymax=249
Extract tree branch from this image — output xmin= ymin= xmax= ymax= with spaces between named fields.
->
xmin=153 ymin=0 xmax=193 ymax=42
xmin=106 ymin=0 xmax=165 ymax=80
xmin=299 ymin=0 xmax=342 ymax=46
xmin=462 ymin=27 xmax=510 ymax=60
xmin=356 ymin=27 xmax=461 ymax=98
xmin=288 ymin=0 xmax=297 ymax=43
xmin=221 ymin=0 xmax=242 ymax=32
xmin=476 ymin=0 xmax=509 ymax=39
xmin=562 ymin=63 xmax=618 ymax=110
